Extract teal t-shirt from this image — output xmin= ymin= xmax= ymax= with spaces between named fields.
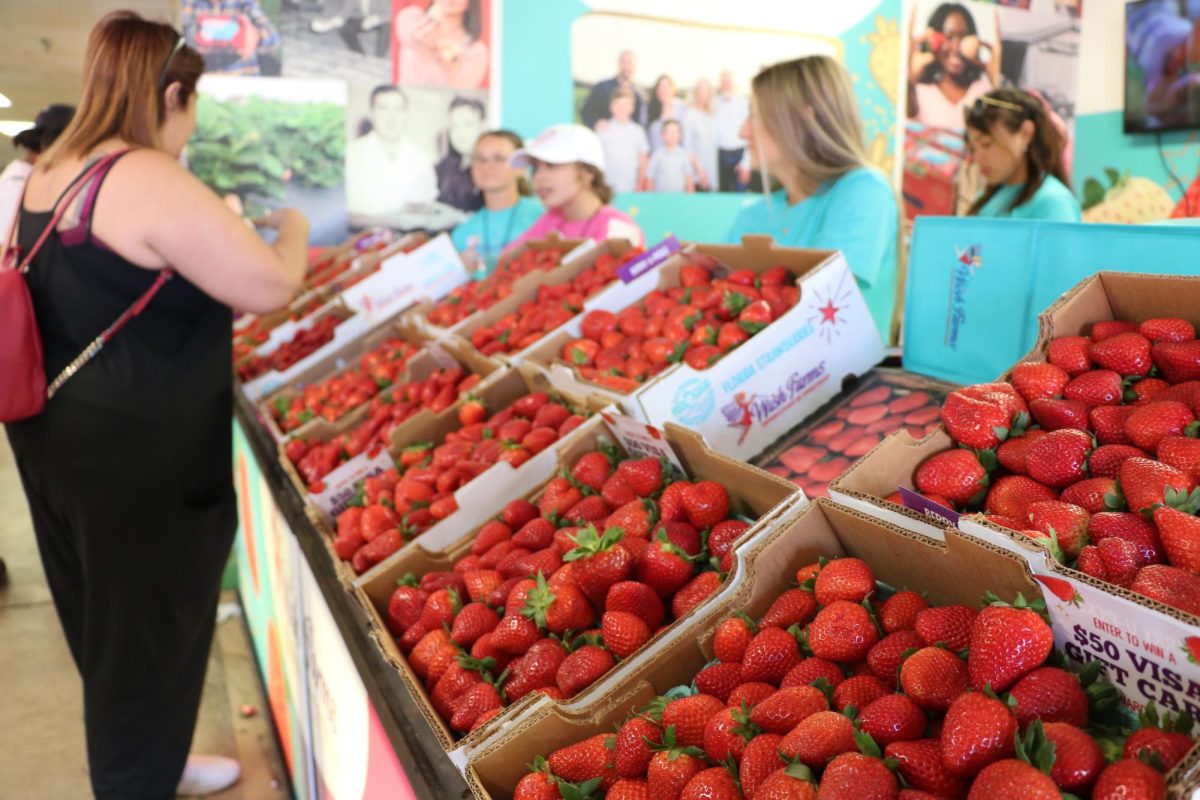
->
xmin=975 ymin=175 xmax=1082 ymax=222
xmin=724 ymin=167 xmax=899 ymax=340
xmin=451 ymin=197 xmax=544 ymax=278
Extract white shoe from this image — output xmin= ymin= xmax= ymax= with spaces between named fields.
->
xmin=176 ymin=755 xmax=240 ymax=797
xmin=309 ymin=15 xmax=345 ymax=34
xmin=360 ymin=13 xmax=384 ymax=31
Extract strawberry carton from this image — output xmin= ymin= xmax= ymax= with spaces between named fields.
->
xmin=350 ymin=419 xmax=801 ymax=755
xmin=465 ymin=499 xmax=1196 ymax=799
xmin=753 ymin=368 xmax=957 ymax=499
xmin=522 ymin=235 xmax=886 ymax=461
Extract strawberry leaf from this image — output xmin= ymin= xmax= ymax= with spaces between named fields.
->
xmin=854 ymin=730 xmax=883 ymax=759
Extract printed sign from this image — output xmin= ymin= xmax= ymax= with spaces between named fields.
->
xmin=600 ymin=411 xmax=688 ymax=477
xmin=343 ymin=234 xmax=470 ymax=323
xmin=311 ymin=448 xmax=394 ymax=518
xmin=618 ymin=236 xmax=681 ymax=283
xmin=898 ymin=486 xmax=960 ymax=527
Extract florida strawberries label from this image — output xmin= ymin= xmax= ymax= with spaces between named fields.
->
xmin=311 ymin=448 xmax=394 ymax=519
xmin=618 ymin=236 xmax=681 ymax=283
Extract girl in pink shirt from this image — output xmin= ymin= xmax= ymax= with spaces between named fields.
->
xmin=507 ymin=124 xmax=645 ymax=251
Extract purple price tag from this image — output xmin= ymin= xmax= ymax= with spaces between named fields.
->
xmin=618 ymin=236 xmax=681 ymax=283
xmin=898 ymin=486 xmax=960 ymax=526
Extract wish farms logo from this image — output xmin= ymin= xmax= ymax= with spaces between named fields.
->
xmin=944 ymin=243 xmax=983 ymax=351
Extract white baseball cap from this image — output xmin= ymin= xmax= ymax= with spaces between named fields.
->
xmin=511 ymin=124 xmax=606 ymax=172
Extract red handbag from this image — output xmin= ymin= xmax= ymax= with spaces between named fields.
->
xmin=0 ymin=151 xmax=171 ymax=422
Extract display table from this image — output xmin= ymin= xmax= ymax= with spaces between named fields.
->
xmin=231 ymin=393 xmax=470 ymax=800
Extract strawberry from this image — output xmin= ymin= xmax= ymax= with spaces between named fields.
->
xmin=659 ymin=481 xmax=690 ymax=522
xmin=663 ymin=694 xmax=727 ymax=749
xmin=1122 ymin=701 xmax=1196 ymax=770
xmin=431 ymin=658 xmax=484 ymax=718
xmin=572 ymin=451 xmax=614 ymax=491
xmin=609 ymin=780 xmax=652 ymax=800
xmin=1091 ymin=405 xmax=1137 ymax=445
xmin=1026 ymin=501 xmax=1091 ymax=560
xmin=713 ymin=616 xmax=757 ymax=664
xmin=754 ymin=765 xmax=818 ymax=800
xmin=1158 ymin=434 xmax=1200 ymax=481
xmin=450 ymin=602 xmax=500 ymax=648
xmin=760 ymin=588 xmax=818 ymax=629
xmin=1094 ymin=537 xmax=1141 ymax=587
xmin=858 ymin=693 xmax=926 ymax=746
xmin=728 ymin=682 xmax=776 ymax=710
xmin=867 ymin=630 xmax=923 ymax=687
xmin=1119 ymin=457 xmax=1196 ymax=512
xmin=996 ymin=429 xmax=1048 ymax=475
xmin=1060 ymin=477 xmax=1120 ymax=514
xmin=750 ymin=685 xmax=828 ymax=734
xmin=832 ymin=674 xmax=890 ymax=712
xmin=1090 ymin=444 xmax=1150 ymax=478
xmin=450 ymin=680 xmax=503 ymax=733
xmin=681 ymin=768 xmax=741 ymax=800
xmin=695 ymin=662 xmax=745 ymax=703
xmin=1077 ymin=545 xmax=1109 ymax=582
xmin=386 ymin=584 xmax=427 ymax=635
xmin=900 ymin=647 xmax=968 ymax=711
xmin=740 ymin=733 xmax=786 ymax=799
xmin=940 ymin=385 xmax=1025 ymax=450
xmin=491 ymin=613 xmax=543 ymax=656
xmin=504 ymin=638 xmax=567 ymax=701
xmin=513 ymin=518 xmax=557 ymax=550
xmin=879 ymin=591 xmax=929 ymax=634
xmin=681 ymin=481 xmax=731 ymax=529
xmin=602 ymin=473 xmax=639 ymax=508
xmin=886 ymin=738 xmax=968 ymax=799
xmin=602 ymin=610 xmax=652 ymax=659
xmin=739 ymin=300 xmax=774 ymax=333
xmin=523 ymin=574 xmax=595 ymax=635
xmin=741 ymin=626 xmax=802 ymax=685
xmin=463 ymin=569 xmax=505 ymax=603
xmin=1130 ymin=564 xmax=1200 ymax=615
xmin=1090 ymin=511 xmax=1165 ymax=565
xmin=1091 ymin=758 xmax=1166 ymax=800
xmin=614 ymin=716 xmax=663 ymax=778
xmin=606 ymin=499 xmax=658 ymax=541
xmin=940 ymin=691 xmax=1017 ymax=777
xmin=1124 ymin=401 xmax=1196 ymax=452
xmin=1092 ymin=320 xmax=1139 ymax=341
xmin=360 ymin=504 xmax=399 ymax=541
xmin=419 ymin=588 xmax=462 ymax=631
xmin=1065 ymin=369 xmax=1123 ymax=406
xmin=915 ymin=605 xmax=977 ymax=650
xmin=1009 ymin=666 xmax=1088 ymax=727
xmin=408 ymin=628 xmax=453 ymax=679
xmin=780 ymin=709 xmax=857 ymax=767
xmin=914 ymin=449 xmax=990 ymax=507
xmin=1047 ymin=336 xmax=1093 ymax=376
xmin=1091 ymin=331 xmax=1153 ymax=377
xmin=709 ymin=519 xmax=751 ymax=568
xmin=1010 ymin=361 xmax=1069 ymax=402
xmin=565 ymin=526 xmax=635 ymax=608
xmin=813 ymin=558 xmax=876 ymax=606
xmin=556 ymin=644 xmax=614 ymax=697
xmin=1127 ymin=377 xmax=1171 ymax=405
xmin=1152 ymin=340 xmax=1200 ymax=383
xmin=564 ymin=496 xmax=612 ymax=525
xmin=1026 ymin=429 xmax=1094 ymax=489
xmin=985 ymin=475 xmax=1059 ymax=520
xmin=968 ymin=759 xmax=1060 ymax=799
xmin=1140 ymin=317 xmax=1195 ymax=342
xmin=548 ymin=732 xmax=615 ymax=785
xmin=458 ymin=396 xmax=486 ymax=426
xmin=638 ymin=533 xmax=697 ymax=598
xmin=1029 ymin=397 xmax=1090 ymax=431
xmin=618 ymin=457 xmax=664 ymax=497
xmin=967 ymin=599 xmax=1054 ymax=692
xmin=808 ymin=601 xmax=880 ymax=664
xmin=674 ymin=571 xmax=722 ymax=618
xmin=606 ymin=580 xmax=666 ymax=630
xmin=1043 ymin=721 xmax=1105 ymax=793
xmin=819 ymin=753 xmax=899 ymax=799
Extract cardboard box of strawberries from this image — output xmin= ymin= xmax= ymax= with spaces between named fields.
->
xmin=349 ymin=419 xmax=799 ymax=752
xmin=831 ymin=272 xmax=1200 ymax=737
xmin=464 ymin=498 xmax=1199 ymax=799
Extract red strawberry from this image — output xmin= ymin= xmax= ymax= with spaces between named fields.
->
xmin=741 ymin=626 xmax=802 ymax=685
xmin=556 ymin=644 xmax=615 ymax=697
xmin=504 ymin=638 xmax=567 ymax=701
xmin=491 ymin=613 xmax=542 ymax=656
xmin=502 ymin=499 xmax=539 ymax=530
xmin=819 ymin=753 xmax=899 ymax=799
xmin=565 ymin=526 xmax=635 ymax=608
xmin=663 ymin=693 xmax=727 ymax=749
xmin=1095 ymin=537 xmax=1141 ymax=587
xmin=1091 ymin=331 xmax=1153 ymax=377
xmin=1043 ymin=722 xmax=1105 ymax=793
xmin=609 ymin=780 xmax=651 ymax=800
xmin=813 ymin=558 xmax=876 ymax=606
xmin=572 ymin=451 xmax=614 ymax=491
xmin=754 ymin=767 xmax=818 ymax=800
xmin=602 ymin=611 xmax=652 ymax=659
xmin=900 ymin=647 xmax=968 ymax=711
xmin=1077 ymin=545 xmax=1109 ymax=582
xmin=1123 ymin=702 xmax=1195 ymax=770
xmin=1140 ymin=317 xmax=1195 ymax=342
xmin=1009 ymin=666 xmax=1088 ymax=727
xmin=1152 ymin=340 xmax=1200 ymax=383
xmin=617 ymin=457 xmax=664 ymax=498
xmin=673 ymin=571 xmax=723 ymax=618
xmin=695 ymin=662 xmax=745 ymax=703
xmin=1131 ymin=564 xmax=1200 ymax=615
xmin=808 ymin=601 xmax=880 ymax=664
xmin=524 ymin=575 xmax=595 ymax=635
xmin=450 ymin=681 xmax=503 ymax=733
xmin=985 ymin=475 xmax=1059 ymax=519
xmin=1125 ymin=401 xmax=1196 ymax=452
xmin=681 ymin=481 xmax=731 ymax=529
xmin=657 ymin=480 xmax=690 ymax=522
xmin=1158 ymin=435 xmax=1200 ymax=481
xmin=940 ymin=691 xmax=1017 ymax=777
xmin=1029 ymin=398 xmax=1090 ymax=431
xmin=602 ymin=473 xmax=639 ymax=508
xmin=647 ymin=745 xmax=707 ymax=799
xmin=879 ymin=591 xmax=929 ymax=634
xmin=914 ymin=449 xmax=990 ymax=507
xmin=1089 ymin=512 xmax=1165 ymax=566
xmin=606 ymin=580 xmax=666 ymax=630
xmin=1090 ymin=444 xmax=1150 ymax=478
xmin=1060 ymin=477 xmax=1119 ymax=514
xmin=1047 ymin=336 xmax=1093 ymax=376
xmin=728 ymin=682 xmax=776 ymax=710
xmin=780 ymin=710 xmax=857 ymax=768
xmin=1026 ymin=429 xmax=1093 ymax=490
xmin=1163 ymin=380 xmax=1200 ymax=415
xmin=1119 ymin=457 xmax=1196 ymax=512
xmin=419 ymin=588 xmax=461 ymax=631
xmin=740 ymin=733 xmax=786 ymax=799
xmin=915 ymin=605 xmax=977 ymax=650
xmin=548 ymin=732 xmax=615 ymax=785
xmin=997 ymin=429 xmax=1048 ymax=475
xmin=940 ymin=385 xmax=1026 ymax=450
xmin=886 ymin=738 xmax=969 ymax=799
xmin=1065 ymin=369 xmax=1123 ymax=406
xmin=472 ymin=520 xmax=514 ymax=556
xmin=513 ymin=518 xmax=556 ymax=550
xmin=858 ymin=693 xmax=926 ymax=746
xmin=867 ymin=630 xmax=923 ymax=688
xmin=1026 ymin=501 xmax=1091 ymax=560
xmin=832 ymin=674 xmax=890 ymax=713
xmin=1092 ymin=758 xmax=1166 ymax=800
xmin=681 ymin=767 xmax=741 ymax=800
xmin=1011 ymin=361 xmax=1070 ymax=402
xmin=967 ymin=600 xmax=1054 ymax=692
xmin=386 ymin=584 xmax=428 ymax=635
xmin=709 ymin=519 xmax=751 ymax=567
xmin=1092 ymin=405 xmax=1137 ymax=445
xmin=1154 ymin=505 xmax=1200 ymax=574
xmin=969 ymin=759 xmax=1060 ymax=799
xmin=513 ymin=770 xmax=561 ymax=800
xmin=450 ymin=602 xmax=500 ymax=648
xmin=606 ymin=499 xmax=658 ymax=541
xmin=1092 ymin=320 xmax=1139 ymax=341
xmin=614 ymin=716 xmax=663 ymax=778
xmin=750 ymin=685 xmax=828 ymax=734
xmin=638 ymin=534 xmax=697 ymax=598
xmin=714 ymin=615 xmax=757 ymax=663
xmin=758 ymin=589 xmax=818 ymax=632
xmin=1127 ymin=377 xmax=1171 ymax=405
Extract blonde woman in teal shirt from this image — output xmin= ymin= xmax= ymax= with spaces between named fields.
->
xmin=964 ymin=89 xmax=1081 ymax=222
xmin=451 ymin=130 xmax=543 ymax=278
xmin=725 ymin=55 xmax=900 ymax=341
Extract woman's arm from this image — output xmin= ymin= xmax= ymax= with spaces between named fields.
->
xmin=450 ymin=40 xmax=489 ymax=89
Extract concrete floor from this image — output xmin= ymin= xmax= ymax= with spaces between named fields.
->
xmin=0 ymin=433 xmax=291 ymax=799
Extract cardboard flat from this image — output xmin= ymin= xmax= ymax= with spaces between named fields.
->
xmin=351 ymin=419 xmax=802 ymax=756
xmin=523 ymin=235 xmax=886 ymax=461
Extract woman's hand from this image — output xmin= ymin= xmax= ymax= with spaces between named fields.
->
xmin=909 ymin=29 xmax=937 ymax=84
xmin=254 ymin=208 xmax=305 ymax=231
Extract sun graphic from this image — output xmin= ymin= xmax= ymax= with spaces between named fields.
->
xmin=807 ymin=268 xmax=858 ymax=345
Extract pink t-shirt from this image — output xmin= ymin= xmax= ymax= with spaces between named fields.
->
xmin=508 ymin=205 xmax=645 ymax=251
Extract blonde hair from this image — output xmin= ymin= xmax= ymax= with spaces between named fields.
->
xmin=750 ymin=55 xmax=870 ymax=189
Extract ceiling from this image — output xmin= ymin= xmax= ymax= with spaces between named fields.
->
xmin=0 ymin=1 xmax=174 ymax=163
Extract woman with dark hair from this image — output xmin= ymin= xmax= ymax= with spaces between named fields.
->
xmin=908 ymin=2 xmax=1000 ymax=130
xmin=394 ymin=0 xmax=489 ymax=89
xmin=0 ymin=105 xmax=75 ymax=241
xmin=3 ymin=11 xmax=308 ymax=796
xmin=963 ymin=88 xmax=1081 ymax=220
xmin=646 ymin=74 xmax=686 ymax=151
xmin=436 ymin=95 xmax=487 ymax=212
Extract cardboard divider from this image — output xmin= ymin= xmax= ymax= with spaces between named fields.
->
xmin=464 ymin=498 xmax=1046 ymax=799
xmin=350 ymin=418 xmax=802 ymax=755
xmin=522 ymin=235 xmax=886 ymax=460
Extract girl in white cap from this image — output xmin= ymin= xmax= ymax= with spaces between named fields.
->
xmin=506 ymin=123 xmax=645 ymax=250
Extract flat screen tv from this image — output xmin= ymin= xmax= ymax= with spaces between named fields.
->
xmin=1125 ymin=0 xmax=1200 ymax=133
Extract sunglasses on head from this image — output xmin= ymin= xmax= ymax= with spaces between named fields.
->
xmin=158 ymin=30 xmax=185 ymax=91
xmin=972 ymin=95 xmax=1026 ymax=115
